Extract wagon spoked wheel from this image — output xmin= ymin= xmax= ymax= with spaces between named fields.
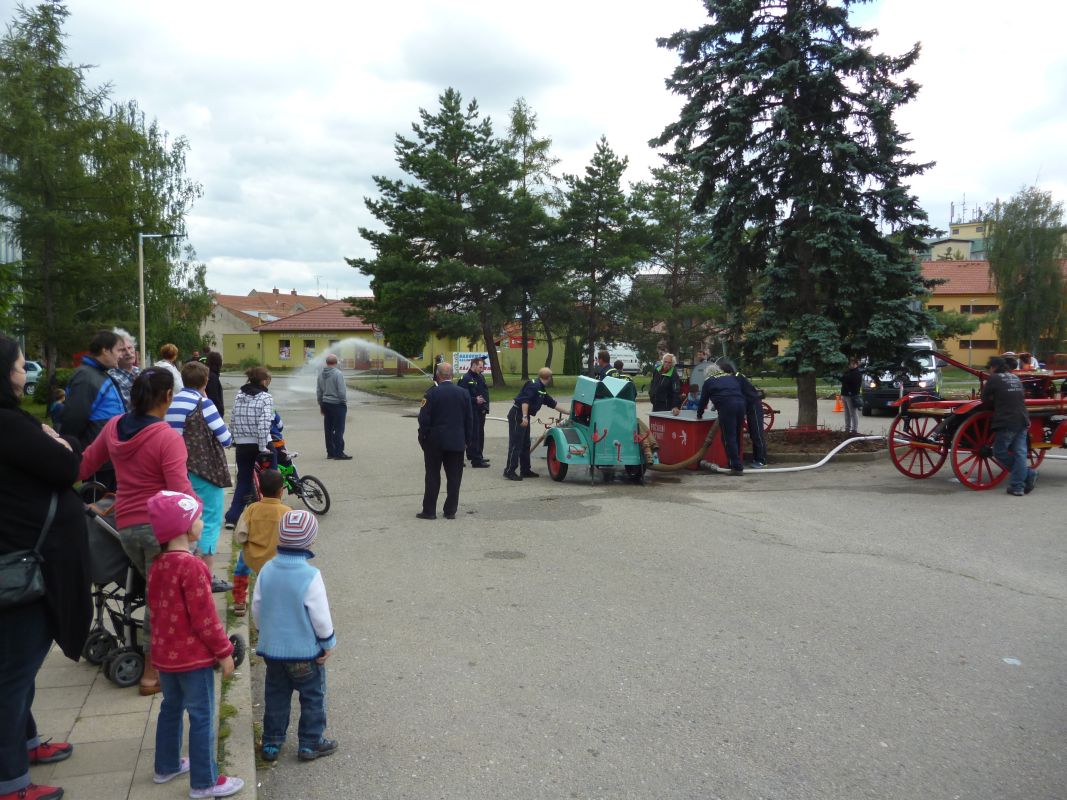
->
xmin=761 ymin=401 xmax=776 ymax=432
xmin=888 ymin=415 xmax=947 ymax=479
xmin=1029 ymin=444 xmax=1047 ymax=470
xmin=950 ymin=411 xmax=1008 ymax=490
xmin=546 ymin=438 xmax=567 ymax=482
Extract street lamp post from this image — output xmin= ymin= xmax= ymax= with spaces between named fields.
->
xmin=137 ymin=233 xmax=178 ymax=367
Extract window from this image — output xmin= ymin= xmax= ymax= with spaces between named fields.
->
xmin=278 ymin=339 xmax=291 ymax=360
xmin=237 ymin=343 xmax=246 ymax=350
xmin=951 ymin=228 xmax=959 ymax=235
xmin=961 ymin=304 xmax=998 ymax=314
xmin=975 ymin=225 xmax=984 ymax=233
xmin=303 ymin=339 xmax=316 ymax=360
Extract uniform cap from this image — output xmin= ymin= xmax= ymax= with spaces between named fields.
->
xmin=279 ymin=509 xmax=318 ymax=549
xmin=147 ymin=490 xmax=203 ymax=544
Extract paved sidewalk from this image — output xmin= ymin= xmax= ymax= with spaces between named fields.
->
xmin=29 ymin=529 xmax=256 ymax=800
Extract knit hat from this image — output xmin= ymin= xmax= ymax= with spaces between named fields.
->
xmin=147 ymin=490 xmax=203 ymax=544
xmin=279 ymin=509 xmax=318 ymax=549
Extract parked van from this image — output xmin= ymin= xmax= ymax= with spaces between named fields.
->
xmin=600 ymin=344 xmax=642 ymax=375
xmin=861 ymin=338 xmax=942 ymax=416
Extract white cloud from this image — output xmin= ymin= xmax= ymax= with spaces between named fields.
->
xmin=44 ymin=0 xmax=1067 ymax=300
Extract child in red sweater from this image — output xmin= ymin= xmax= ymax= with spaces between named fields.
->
xmin=146 ymin=490 xmax=244 ymax=799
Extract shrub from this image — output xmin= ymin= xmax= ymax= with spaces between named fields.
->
xmin=34 ymin=367 xmax=76 ymax=405
xmin=238 ymin=357 xmax=262 ymax=370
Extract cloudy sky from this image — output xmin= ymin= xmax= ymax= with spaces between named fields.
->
xmin=28 ymin=0 xmax=1067 ymax=298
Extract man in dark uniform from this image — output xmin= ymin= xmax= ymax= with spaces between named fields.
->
xmin=717 ymin=358 xmax=767 ymax=468
xmin=592 ymin=349 xmax=611 ymax=380
xmin=981 ymin=355 xmax=1037 ymax=497
xmin=457 ymin=357 xmax=491 ymax=468
xmin=696 ymin=361 xmax=747 ymax=475
xmin=504 ymin=367 xmax=567 ymax=481
xmin=417 ymin=363 xmax=473 ymax=519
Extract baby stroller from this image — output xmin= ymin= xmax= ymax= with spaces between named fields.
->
xmin=79 ymin=483 xmax=148 ymax=687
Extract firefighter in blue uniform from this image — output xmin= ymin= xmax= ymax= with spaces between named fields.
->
xmin=696 ymin=360 xmax=747 ymax=475
xmin=417 ymin=363 xmax=473 ymax=520
xmin=716 ymin=358 xmax=767 ymax=468
xmin=457 ymin=357 xmax=491 ymax=468
xmin=504 ymin=367 xmax=567 ymax=481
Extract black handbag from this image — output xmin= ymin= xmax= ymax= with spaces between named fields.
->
xmin=0 ymin=492 xmax=58 ymax=610
xmin=184 ymin=398 xmax=233 ymax=488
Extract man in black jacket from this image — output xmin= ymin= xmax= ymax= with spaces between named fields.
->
xmin=457 ymin=358 xmax=490 ymax=468
xmin=981 ymin=356 xmax=1037 ymax=496
xmin=417 ymin=363 xmax=473 ymax=520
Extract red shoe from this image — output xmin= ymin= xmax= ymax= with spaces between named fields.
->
xmin=0 ymin=784 xmax=64 ymax=800
xmin=28 ymin=740 xmax=73 ymax=765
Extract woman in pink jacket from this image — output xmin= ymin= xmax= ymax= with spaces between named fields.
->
xmin=80 ymin=368 xmax=193 ymax=695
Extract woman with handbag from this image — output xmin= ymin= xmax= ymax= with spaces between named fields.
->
xmin=0 ymin=334 xmax=90 ymax=800
xmin=165 ymin=360 xmax=234 ymax=593
xmin=79 ymin=368 xmax=193 ymax=696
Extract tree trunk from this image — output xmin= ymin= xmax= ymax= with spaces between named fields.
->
xmin=481 ymin=318 xmax=506 ymax=388
xmin=796 ymin=372 xmax=818 ymax=428
xmin=520 ymin=303 xmax=530 ymax=381
xmin=542 ymin=319 xmax=554 ymax=369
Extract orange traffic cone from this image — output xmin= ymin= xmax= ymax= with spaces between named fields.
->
xmin=833 ymin=395 xmax=844 ymax=413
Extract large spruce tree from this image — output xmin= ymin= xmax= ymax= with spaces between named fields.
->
xmin=985 ymin=187 xmax=1066 ymax=355
xmin=349 ymin=88 xmax=522 ymax=386
xmin=655 ymin=0 xmax=935 ymax=424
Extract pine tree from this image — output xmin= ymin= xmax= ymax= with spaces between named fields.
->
xmin=559 ymin=137 xmax=646 ymax=374
xmin=655 ymin=0 xmax=935 ymax=424
xmin=349 ymin=88 xmax=522 ymax=386
xmin=627 ymin=160 xmax=723 ymax=362
xmin=986 ymin=187 xmax=1066 ymax=354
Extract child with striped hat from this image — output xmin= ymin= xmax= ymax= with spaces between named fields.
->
xmin=252 ymin=509 xmax=338 ymax=763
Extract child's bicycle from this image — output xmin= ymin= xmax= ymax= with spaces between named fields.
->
xmin=251 ymin=442 xmax=331 ymax=515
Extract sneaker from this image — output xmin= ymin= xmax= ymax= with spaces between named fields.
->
xmin=334 ymin=454 xmax=353 ymax=460
xmin=154 ymin=757 xmax=191 ymax=784
xmin=749 ymin=461 xmax=766 ymax=469
xmin=188 ymin=775 xmax=244 ymax=798
xmin=232 ymin=602 xmax=246 ymax=617
xmin=224 ymin=522 xmax=235 ymax=531
xmin=503 ymin=472 xmax=522 ymax=481
xmin=297 ymin=738 xmax=338 ymax=761
xmin=520 ymin=470 xmax=539 ymax=478
xmin=28 ymin=740 xmax=73 ymax=765
xmin=1024 ymin=470 xmax=1038 ymax=495
xmin=260 ymin=745 xmax=279 ymax=763
xmin=0 ymin=785 xmax=64 ymax=800
xmin=211 ymin=577 xmax=234 ymax=594
xmin=1007 ymin=488 xmax=1024 ymax=497
xmin=729 ymin=469 xmax=744 ymax=476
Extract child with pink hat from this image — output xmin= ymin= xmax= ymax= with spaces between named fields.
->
xmin=146 ymin=490 xmax=244 ymax=798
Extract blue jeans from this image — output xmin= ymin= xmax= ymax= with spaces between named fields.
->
xmin=321 ymin=403 xmax=347 ymax=457
xmin=225 ymin=444 xmax=261 ymax=525
xmin=993 ymin=427 xmax=1032 ymax=493
xmin=262 ymin=659 xmax=327 ymax=750
xmin=0 ymin=600 xmax=52 ymax=794
xmin=156 ymin=667 xmax=217 ymax=790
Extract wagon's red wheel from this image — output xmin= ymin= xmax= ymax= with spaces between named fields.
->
xmin=761 ymin=401 xmax=776 ymax=432
xmin=889 ymin=414 xmax=947 ymax=479
xmin=546 ymin=437 xmax=568 ymax=482
xmin=950 ymin=411 xmax=1007 ymax=490
xmin=1029 ymin=443 xmax=1047 ymax=469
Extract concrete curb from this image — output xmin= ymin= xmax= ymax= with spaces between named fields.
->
xmin=224 ymin=610 xmax=257 ymax=800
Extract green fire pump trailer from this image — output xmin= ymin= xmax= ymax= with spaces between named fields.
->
xmin=544 ymin=375 xmax=648 ymax=484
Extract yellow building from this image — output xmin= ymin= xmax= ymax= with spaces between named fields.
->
xmin=921 ymin=260 xmax=1001 ymax=367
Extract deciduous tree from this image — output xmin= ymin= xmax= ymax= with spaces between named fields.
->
xmin=986 ymin=187 xmax=1066 ymax=355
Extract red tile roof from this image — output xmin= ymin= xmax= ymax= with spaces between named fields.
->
xmin=253 ymin=300 xmax=373 ymax=331
xmin=922 ymin=259 xmax=1067 ymax=295
xmin=921 ymin=260 xmax=996 ymax=295
xmin=212 ymin=289 xmax=328 ymax=319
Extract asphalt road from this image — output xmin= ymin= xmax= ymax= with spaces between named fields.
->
xmin=246 ymin=374 xmax=1066 ymax=800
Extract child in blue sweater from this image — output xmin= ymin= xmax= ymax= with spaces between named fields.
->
xmin=251 ymin=509 xmax=337 ymax=762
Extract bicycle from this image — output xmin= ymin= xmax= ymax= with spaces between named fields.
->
xmin=251 ymin=443 xmax=331 ymax=515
